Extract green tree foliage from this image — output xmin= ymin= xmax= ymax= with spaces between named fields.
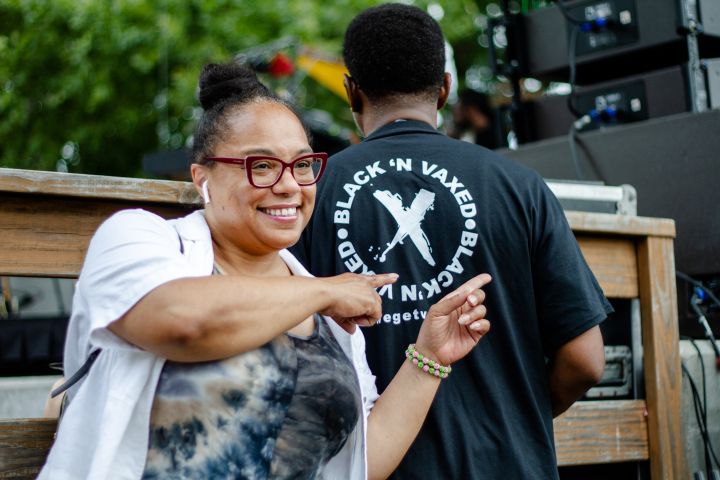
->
xmin=0 ymin=0 xmax=488 ymax=177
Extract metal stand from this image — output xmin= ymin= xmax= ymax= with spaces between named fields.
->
xmin=679 ymin=0 xmax=711 ymax=112
xmin=488 ymin=2 xmax=531 ymax=146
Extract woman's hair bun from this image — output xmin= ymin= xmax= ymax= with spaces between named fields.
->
xmin=197 ymin=62 xmax=270 ymax=110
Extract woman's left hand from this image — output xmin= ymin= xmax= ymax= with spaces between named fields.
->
xmin=414 ymin=274 xmax=492 ymax=367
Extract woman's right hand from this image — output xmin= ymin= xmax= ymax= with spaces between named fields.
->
xmin=319 ymin=273 xmax=398 ymax=333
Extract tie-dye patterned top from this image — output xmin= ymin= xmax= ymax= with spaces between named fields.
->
xmin=142 ymin=314 xmax=361 ymax=479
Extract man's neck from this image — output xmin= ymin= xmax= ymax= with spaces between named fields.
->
xmin=361 ymin=101 xmax=438 ymax=137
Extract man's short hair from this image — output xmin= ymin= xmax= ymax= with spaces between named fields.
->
xmin=343 ymin=3 xmax=446 ymax=101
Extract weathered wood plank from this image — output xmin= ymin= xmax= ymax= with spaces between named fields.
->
xmin=0 ymin=168 xmax=200 ymax=205
xmin=576 ymin=236 xmax=638 ymax=298
xmin=554 ymin=400 xmax=649 ymax=466
xmin=0 ymin=169 xmax=677 ymax=239
xmin=566 ymin=210 xmax=675 ymax=238
xmin=637 ymin=237 xmax=688 ymax=479
xmin=0 ymin=193 xmax=194 ymax=278
xmin=0 ymin=418 xmax=56 ymax=479
xmin=0 ymin=401 xmax=652 ymax=476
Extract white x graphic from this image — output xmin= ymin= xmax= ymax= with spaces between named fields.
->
xmin=373 ymin=188 xmax=436 ymax=266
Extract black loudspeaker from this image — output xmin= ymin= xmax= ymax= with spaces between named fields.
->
xmin=499 ymin=109 xmax=720 ymax=277
xmin=523 ymin=0 xmax=720 ymax=83
xmin=525 ymin=60 xmax=720 ymax=141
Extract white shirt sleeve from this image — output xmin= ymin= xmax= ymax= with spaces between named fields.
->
xmin=75 ymin=209 xmax=194 ymax=352
xmin=351 ymin=329 xmax=380 ymax=418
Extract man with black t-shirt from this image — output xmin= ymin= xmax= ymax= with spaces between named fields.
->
xmin=291 ymin=4 xmax=612 ymax=479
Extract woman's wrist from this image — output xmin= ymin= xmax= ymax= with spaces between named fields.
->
xmin=412 ymin=340 xmax=444 ymax=367
xmin=313 ymin=277 xmax=339 ymax=313
xmin=405 ymin=344 xmax=452 ymax=379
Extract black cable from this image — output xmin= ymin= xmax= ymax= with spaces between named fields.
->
xmin=566 ymin=24 xmax=581 ymax=118
xmin=683 ymin=335 xmax=713 ymax=474
xmin=684 ymin=364 xmax=714 ymax=474
xmin=561 ymin=2 xmax=609 ymax=182
xmin=694 ymin=369 xmax=720 ymax=470
xmin=567 ymin=123 xmax=584 ymax=180
xmin=556 ymin=0 xmax=586 ymax=25
xmin=678 ymin=271 xmax=720 ymax=310
xmin=694 ymin=392 xmax=714 ymax=477
xmin=682 ymin=336 xmax=708 ymax=419
xmin=688 ymin=338 xmax=709 ymax=427
xmin=565 ymin=21 xmax=585 ymax=180
xmin=682 ymin=361 xmax=720 ymax=469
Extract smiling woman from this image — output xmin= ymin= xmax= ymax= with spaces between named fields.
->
xmin=195 ymin=100 xmax=320 ymax=261
xmin=37 ymin=62 xmax=492 ymax=480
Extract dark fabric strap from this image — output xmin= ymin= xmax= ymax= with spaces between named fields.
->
xmin=177 ymin=228 xmax=184 ymax=254
xmin=51 ymin=349 xmax=101 ymax=398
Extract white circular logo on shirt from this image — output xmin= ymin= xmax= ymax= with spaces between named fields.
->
xmin=332 ymin=157 xmax=478 ymax=323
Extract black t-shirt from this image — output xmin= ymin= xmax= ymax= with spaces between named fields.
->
xmin=291 ymin=120 xmax=612 ymax=479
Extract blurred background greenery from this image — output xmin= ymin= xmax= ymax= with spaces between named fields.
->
xmin=0 ymin=0 xmax=547 ymax=177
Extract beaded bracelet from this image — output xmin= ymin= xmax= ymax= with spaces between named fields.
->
xmin=405 ymin=344 xmax=452 ymax=379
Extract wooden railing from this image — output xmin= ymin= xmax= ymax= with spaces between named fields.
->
xmin=0 ymin=168 xmax=687 ymax=479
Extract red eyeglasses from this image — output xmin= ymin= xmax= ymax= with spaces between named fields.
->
xmin=204 ymin=153 xmax=328 ymax=188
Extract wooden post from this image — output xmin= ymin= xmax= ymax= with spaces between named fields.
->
xmin=637 ymin=236 xmax=688 ymax=479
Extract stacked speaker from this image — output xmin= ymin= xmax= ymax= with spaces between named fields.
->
xmin=501 ymin=4 xmax=720 ymax=478
xmin=518 ymin=0 xmax=720 ymax=142
xmin=496 ymin=0 xmax=720 ymax=283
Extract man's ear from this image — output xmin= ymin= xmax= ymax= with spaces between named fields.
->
xmin=437 ymin=72 xmax=452 ymax=110
xmin=344 ymin=74 xmax=363 ymax=114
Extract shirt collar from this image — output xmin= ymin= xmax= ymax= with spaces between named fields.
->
xmin=171 ymin=209 xmax=211 ymax=241
xmin=364 ymin=119 xmax=442 ymax=142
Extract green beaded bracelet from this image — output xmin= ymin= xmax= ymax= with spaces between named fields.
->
xmin=405 ymin=344 xmax=452 ymax=379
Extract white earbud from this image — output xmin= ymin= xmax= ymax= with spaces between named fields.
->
xmin=201 ymin=180 xmax=211 ymax=205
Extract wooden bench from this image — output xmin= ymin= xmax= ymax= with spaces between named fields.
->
xmin=0 ymin=167 xmax=687 ymax=478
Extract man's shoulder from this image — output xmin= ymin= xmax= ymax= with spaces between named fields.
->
xmin=330 ymin=133 xmax=541 ymax=184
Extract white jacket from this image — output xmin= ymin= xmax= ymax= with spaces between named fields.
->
xmin=39 ymin=209 xmax=379 ymax=480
